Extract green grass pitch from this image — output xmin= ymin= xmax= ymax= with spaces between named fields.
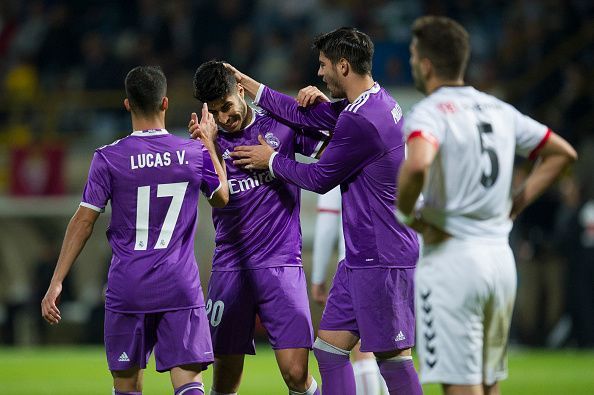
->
xmin=0 ymin=346 xmax=593 ymax=394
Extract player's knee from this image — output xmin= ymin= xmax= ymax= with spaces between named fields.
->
xmin=280 ymin=363 xmax=308 ymax=389
xmin=112 ymin=368 xmax=143 ymax=392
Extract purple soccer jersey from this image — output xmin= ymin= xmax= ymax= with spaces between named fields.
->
xmin=211 ymin=108 xmax=327 ymax=271
xmin=81 ymin=129 xmax=221 ymax=313
xmin=255 ymin=84 xmax=419 ymax=268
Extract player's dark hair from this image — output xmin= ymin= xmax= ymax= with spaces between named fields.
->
xmin=193 ymin=60 xmax=237 ymax=103
xmin=124 ymin=66 xmax=167 ymax=116
xmin=412 ymin=16 xmax=470 ymax=80
xmin=312 ymin=27 xmax=374 ymax=75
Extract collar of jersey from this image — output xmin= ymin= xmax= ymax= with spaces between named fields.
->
xmin=351 ymin=82 xmax=380 ymax=104
xmin=131 ymin=128 xmax=169 ymax=136
xmin=218 ymin=107 xmax=257 ymax=134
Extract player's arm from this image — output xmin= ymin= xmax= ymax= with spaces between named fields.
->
xmin=41 ymin=206 xmax=100 ymax=324
xmin=510 ymin=132 xmax=577 ymax=219
xmin=232 ymin=112 xmax=382 ymax=194
xmin=225 ymin=63 xmax=341 ymax=130
xmin=396 ymin=135 xmax=438 ymax=231
xmin=190 ymin=104 xmax=229 ymax=208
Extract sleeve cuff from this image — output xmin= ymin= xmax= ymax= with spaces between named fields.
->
xmin=407 ymin=130 xmax=439 ymax=149
xmin=80 ymin=202 xmax=104 ymax=213
xmin=204 ymin=181 xmax=222 ymax=200
xmin=254 ymin=84 xmax=266 ymax=106
xmin=528 ymin=128 xmax=552 ymax=160
xmin=268 ymin=151 xmax=279 ymax=178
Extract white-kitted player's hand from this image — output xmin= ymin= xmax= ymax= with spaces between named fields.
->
xmin=296 ymin=85 xmax=330 ymax=107
xmin=311 ymin=283 xmax=328 ymax=305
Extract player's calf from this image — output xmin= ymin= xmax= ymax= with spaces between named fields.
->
xmin=313 ymin=338 xmax=356 ymax=395
xmin=375 ymin=350 xmax=422 ymax=395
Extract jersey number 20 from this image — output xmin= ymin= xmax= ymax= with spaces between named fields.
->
xmin=134 ymin=182 xmax=188 ymax=250
xmin=477 ymin=122 xmax=499 ymax=188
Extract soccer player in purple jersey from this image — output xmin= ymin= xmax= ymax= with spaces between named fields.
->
xmin=188 ymin=61 xmax=325 ymax=395
xmin=225 ymin=27 xmax=422 ymax=395
xmin=41 ymin=66 xmax=229 ymax=395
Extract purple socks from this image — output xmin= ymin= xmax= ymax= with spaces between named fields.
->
xmin=174 ymin=382 xmax=205 ymax=395
xmin=313 ymin=338 xmax=356 ymax=395
xmin=377 ymin=357 xmax=423 ymax=395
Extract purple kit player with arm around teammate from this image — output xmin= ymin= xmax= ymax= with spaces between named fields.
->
xmin=226 ymin=28 xmax=422 ymax=395
xmin=41 ymin=66 xmax=228 ymax=395
xmin=188 ymin=61 xmax=325 ymax=395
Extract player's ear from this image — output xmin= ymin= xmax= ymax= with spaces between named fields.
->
xmin=236 ymin=83 xmax=244 ymax=98
xmin=124 ymin=98 xmax=131 ymax=112
xmin=420 ymin=58 xmax=432 ymax=80
xmin=161 ymin=97 xmax=168 ymax=111
xmin=338 ymin=58 xmax=349 ymax=77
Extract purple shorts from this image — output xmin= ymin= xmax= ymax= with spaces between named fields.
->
xmin=207 ymin=266 xmax=314 ymax=354
xmin=104 ymin=307 xmax=213 ymax=372
xmin=320 ymin=261 xmax=416 ymax=353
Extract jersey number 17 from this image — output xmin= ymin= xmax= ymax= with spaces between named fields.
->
xmin=134 ymin=182 xmax=188 ymax=250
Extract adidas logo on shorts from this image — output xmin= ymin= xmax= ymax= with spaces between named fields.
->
xmin=395 ymin=331 xmax=406 ymax=342
xmin=118 ymin=352 xmax=130 ymax=362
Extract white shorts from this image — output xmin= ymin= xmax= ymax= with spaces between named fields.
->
xmin=415 ymin=237 xmax=516 ymax=386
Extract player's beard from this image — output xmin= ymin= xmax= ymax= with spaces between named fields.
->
xmin=324 ymin=73 xmax=346 ymax=99
xmin=411 ymin=62 xmax=427 ymax=95
xmin=237 ymin=99 xmax=251 ymax=130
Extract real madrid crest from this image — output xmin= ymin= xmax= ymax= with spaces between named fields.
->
xmin=264 ymin=132 xmax=280 ymax=149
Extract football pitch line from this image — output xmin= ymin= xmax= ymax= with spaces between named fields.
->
xmin=0 ymin=346 xmax=592 ymax=394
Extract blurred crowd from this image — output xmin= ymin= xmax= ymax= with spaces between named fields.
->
xmin=0 ymin=0 xmax=592 ymax=347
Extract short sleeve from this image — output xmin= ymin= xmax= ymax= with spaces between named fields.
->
xmin=295 ymin=129 xmax=330 ymax=158
xmin=510 ymin=105 xmax=551 ymax=159
xmin=200 ymin=147 xmax=222 ymax=199
xmin=403 ymin=103 xmax=443 ymax=148
xmin=81 ymin=151 xmax=111 ymax=212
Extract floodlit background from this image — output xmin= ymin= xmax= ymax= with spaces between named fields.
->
xmin=0 ymin=0 xmax=592 ymax=393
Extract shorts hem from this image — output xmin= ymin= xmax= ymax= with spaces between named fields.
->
xmin=156 ymin=359 xmax=214 ymax=373
xmin=213 ymin=349 xmax=257 ymax=356
xmin=211 ymin=264 xmax=303 ymax=272
xmin=271 ymin=343 xmax=313 ymax=351
xmin=359 ymin=342 xmax=415 ymax=353
xmin=105 ymin=304 xmax=204 ymax=314
xmin=420 ymin=373 xmax=483 ymax=386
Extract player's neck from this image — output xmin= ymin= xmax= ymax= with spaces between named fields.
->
xmin=346 ymin=75 xmax=376 ymax=103
xmin=131 ymin=113 xmax=166 ymax=132
xmin=426 ymin=78 xmax=465 ymax=95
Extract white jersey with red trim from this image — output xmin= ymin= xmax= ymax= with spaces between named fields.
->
xmin=404 ymin=86 xmax=550 ymax=240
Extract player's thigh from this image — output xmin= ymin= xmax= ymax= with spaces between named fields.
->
xmin=104 ymin=310 xmax=155 ymax=372
xmin=251 ymin=266 xmax=314 ymax=350
xmin=154 ymin=307 xmax=213 ymax=373
xmin=483 ymin=244 xmax=516 ymax=385
xmin=319 ymin=261 xmax=359 ymax=338
xmin=415 ymin=239 xmax=499 ymax=385
xmin=206 ymin=270 xmax=257 ymax=355
xmin=350 ymin=267 xmax=415 ymax=353
xmin=212 ymin=354 xmax=246 ymax=393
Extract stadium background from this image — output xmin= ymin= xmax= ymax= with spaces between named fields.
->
xmin=0 ymin=0 xmax=592 ymax=393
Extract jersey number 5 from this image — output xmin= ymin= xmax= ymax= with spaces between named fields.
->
xmin=134 ymin=182 xmax=188 ymax=250
xmin=477 ymin=122 xmax=499 ymax=188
